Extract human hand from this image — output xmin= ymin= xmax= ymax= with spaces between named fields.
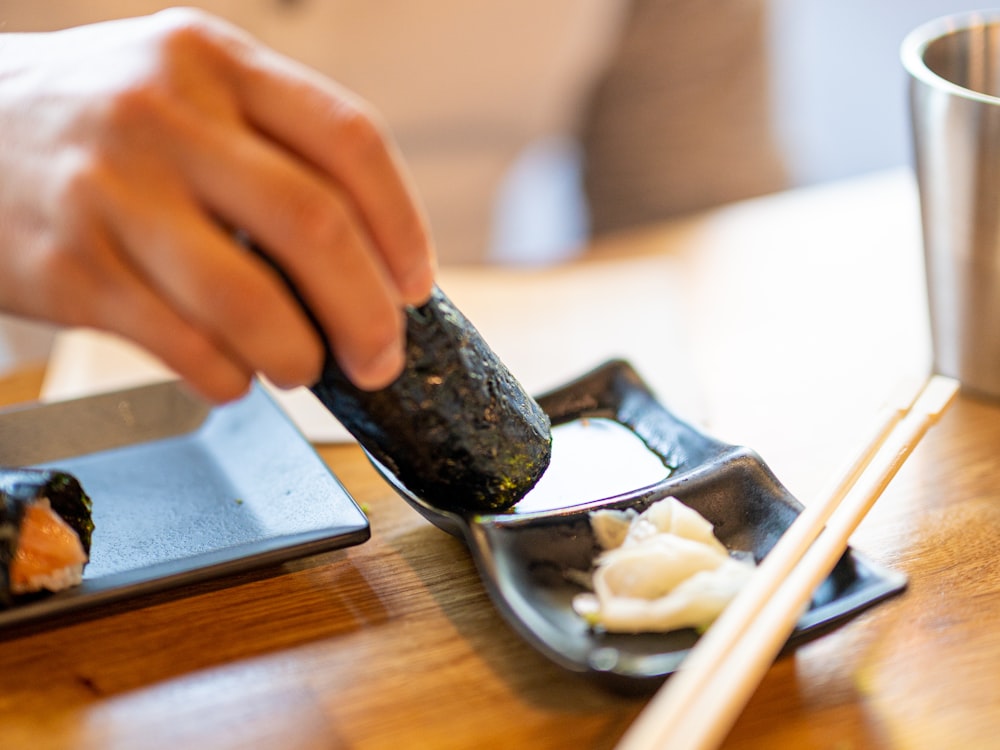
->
xmin=0 ymin=8 xmax=435 ymax=401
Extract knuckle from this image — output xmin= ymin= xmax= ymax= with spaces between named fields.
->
xmin=101 ymin=65 xmax=212 ymax=139
xmin=100 ymin=10 xmax=244 ymax=132
xmin=194 ymin=271 xmax=281 ymax=347
xmin=149 ymin=7 xmax=248 ymax=71
xmin=333 ymin=103 xmax=389 ymax=162
xmin=92 ymin=74 xmax=186 ymax=145
xmin=30 ymin=240 xmax=76 ymax=286
xmin=56 ymin=152 xmax=107 ymax=206
xmin=288 ymin=192 xmax=350 ymax=251
xmin=151 ymin=7 xmax=229 ymax=51
xmin=101 ymin=82 xmax=166 ymax=132
xmin=199 ymin=274 xmax=263 ymax=327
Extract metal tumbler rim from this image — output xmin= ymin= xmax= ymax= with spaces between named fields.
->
xmin=902 ymin=9 xmax=1000 ymax=105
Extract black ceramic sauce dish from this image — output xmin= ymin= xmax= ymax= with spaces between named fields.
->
xmin=370 ymin=359 xmax=907 ymax=692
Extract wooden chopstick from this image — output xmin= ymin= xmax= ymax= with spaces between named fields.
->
xmin=615 ymin=374 xmax=959 ymax=750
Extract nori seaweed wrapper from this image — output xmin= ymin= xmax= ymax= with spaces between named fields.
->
xmin=310 ymin=286 xmax=552 ymax=513
xmin=0 ymin=468 xmax=93 ymax=607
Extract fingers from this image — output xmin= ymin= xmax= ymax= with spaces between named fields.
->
xmin=164 ymin=112 xmax=408 ymax=390
xmin=13 ymin=216 xmax=255 ymax=403
xmin=145 ymin=9 xmax=434 ymax=388
xmin=30 ymin=133 xmax=332 ymax=397
xmin=100 ymin=180 xmax=329 ymax=391
xmin=0 ymin=9 xmax=435 ymax=395
xmin=225 ymin=40 xmax=437 ymax=305
xmin=98 ymin=276 xmax=256 ymax=404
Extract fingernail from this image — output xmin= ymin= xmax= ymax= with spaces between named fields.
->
xmin=400 ymin=260 xmax=436 ymax=305
xmin=351 ymin=340 xmax=405 ymax=391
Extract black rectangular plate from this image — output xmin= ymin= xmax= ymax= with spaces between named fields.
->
xmin=0 ymin=380 xmax=369 ymax=629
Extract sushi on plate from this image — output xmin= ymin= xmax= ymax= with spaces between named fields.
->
xmin=0 ymin=468 xmax=94 ymax=606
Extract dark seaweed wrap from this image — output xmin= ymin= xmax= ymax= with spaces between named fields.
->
xmin=0 ymin=468 xmax=93 ymax=606
xmin=310 ymin=286 xmax=552 ymax=513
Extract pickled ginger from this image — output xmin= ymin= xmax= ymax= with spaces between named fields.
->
xmin=573 ymin=497 xmax=754 ymax=633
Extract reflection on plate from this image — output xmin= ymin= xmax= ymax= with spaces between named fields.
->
xmin=0 ymin=381 xmax=369 ymax=630
xmin=372 ymin=359 xmax=907 ymax=691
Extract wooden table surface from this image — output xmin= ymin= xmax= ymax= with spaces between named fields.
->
xmin=1 ymin=169 xmax=998 ymax=749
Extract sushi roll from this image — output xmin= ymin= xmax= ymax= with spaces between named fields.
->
xmin=310 ymin=286 xmax=552 ymax=513
xmin=241 ymin=234 xmax=552 ymax=512
xmin=0 ymin=468 xmax=94 ymax=606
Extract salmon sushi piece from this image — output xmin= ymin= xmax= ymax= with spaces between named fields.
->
xmin=9 ymin=498 xmax=89 ymax=595
xmin=0 ymin=469 xmax=94 ymax=606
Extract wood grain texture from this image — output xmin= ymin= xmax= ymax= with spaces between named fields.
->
xmin=0 ymin=436 xmax=643 ymax=750
xmin=720 ymin=395 xmax=1000 ymax=749
xmin=1 ymin=171 xmax=996 ymax=750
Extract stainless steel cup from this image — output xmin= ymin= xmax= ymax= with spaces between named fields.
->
xmin=904 ymin=12 xmax=1000 ymax=399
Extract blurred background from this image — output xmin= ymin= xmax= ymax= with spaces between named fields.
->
xmin=0 ymin=0 xmax=981 ymax=370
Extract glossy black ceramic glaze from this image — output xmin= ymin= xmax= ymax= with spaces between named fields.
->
xmin=371 ymin=359 xmax=908 ymax=691
xmin=0 ymin=381 xmax=370 ymax=630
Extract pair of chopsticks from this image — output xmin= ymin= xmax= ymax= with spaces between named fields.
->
xmin=615 ymin=373 xmax=960 ymax=750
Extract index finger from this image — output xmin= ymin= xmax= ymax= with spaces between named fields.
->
xmin=228 ymin=46 xmax=436 ymax=305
